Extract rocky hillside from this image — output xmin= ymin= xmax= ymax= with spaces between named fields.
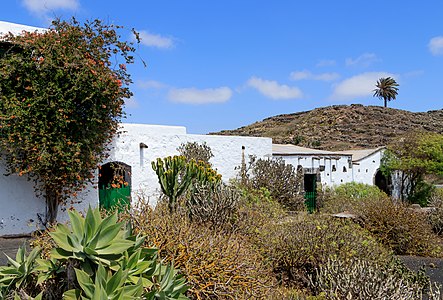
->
xmin=213 ymin=104 xmax=443 ymax=151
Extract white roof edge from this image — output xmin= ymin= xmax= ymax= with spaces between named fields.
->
xmin=0 ymin=21 xmax=46 ymax=36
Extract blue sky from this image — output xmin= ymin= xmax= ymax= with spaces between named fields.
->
xmin=1 ymin=1 xmax=443 ymax=133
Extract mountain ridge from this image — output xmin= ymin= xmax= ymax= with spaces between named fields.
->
xmin=212 ymin=104 xmax=443 ymax=151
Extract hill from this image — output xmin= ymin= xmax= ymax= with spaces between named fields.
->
xmin=213 ymin=104 xmax=443 ymax=151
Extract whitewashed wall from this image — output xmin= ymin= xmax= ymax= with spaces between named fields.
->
xmin=352 ymin=151 xmax=383 ymax=185
xmin=0 ymin=123 xmax=272 ymax=236
xmin=274 ymin=155 xmax=353 ymax=187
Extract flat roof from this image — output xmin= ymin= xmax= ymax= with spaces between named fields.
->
xmin=0 ymin=21 xmax=46 ymax=36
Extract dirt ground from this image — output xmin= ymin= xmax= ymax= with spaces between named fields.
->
xmin=399 ymin=255 xmax=443 ymax=284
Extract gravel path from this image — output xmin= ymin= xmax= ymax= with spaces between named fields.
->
xmin=398 ymin=256 xmax=443 ymax=284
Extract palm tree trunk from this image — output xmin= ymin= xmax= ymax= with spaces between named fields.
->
xmin=384 ymin=98 xmax=387 ymax=108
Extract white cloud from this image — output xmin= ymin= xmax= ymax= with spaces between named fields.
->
xmin=331 ymin=72 xmax=397 ymax=100
xmin=290 ymin=70 xmax=340 ymax=81
xmin=316 ymin=59 xmax=336 ymax=67
xmin=429 ymin=36 xmax=443 ymax=56
xmin=22 ymin=0 xmax=79 ymax=14
xmin=137 ymin=80 xmax=168 ymax=89
xmin=247 ymin=77 xmax=303 ymax=100
xmin=138 ymin=30 xmax=174 ymax=49
xmin=124 ymin=96 xmax=139 ymax=109
xmin=345 ymin=53 xmax=380 ymax=67
xmin=168 ymin=87 xmax=232 ymax=104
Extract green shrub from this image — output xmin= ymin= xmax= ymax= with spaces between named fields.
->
xmin=321 ymin=182 xmax=388 ymax=214
xmin=124 ymin=198 xmax=275 ymax=299
xmin=4 ymin=207 xmax=188 ymax=299
xmin=255 ymin=214 xmax=392 ymax=291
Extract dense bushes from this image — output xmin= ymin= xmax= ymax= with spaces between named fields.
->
xmin=321 ymin=182 xmax=442 ymax=256
xmin=255 ymin=214 xmax=392 ymax=291
xmin=124 ymin=199 xmax=275 ymax=299
xmin=428 ymin=189 xmax=443 ymax=235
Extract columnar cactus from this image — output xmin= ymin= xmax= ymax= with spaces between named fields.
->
xmin=152 ymin=156 xmax=195 ymax=212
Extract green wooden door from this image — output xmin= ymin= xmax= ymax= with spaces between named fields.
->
xmin=304 ymin=174 xmax=317 ymax=213
xmin=99 ymin=186 xmax=131 ymax=212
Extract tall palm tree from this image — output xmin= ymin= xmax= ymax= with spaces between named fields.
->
xmin=373 ymin=77 xmax=399 ymax=108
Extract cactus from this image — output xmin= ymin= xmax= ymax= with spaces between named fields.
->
xmin=152 ymin=156 xmax=195 ymax=212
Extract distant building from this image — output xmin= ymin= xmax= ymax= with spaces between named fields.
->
xmin=272 ymin=144 xmax=389 ymax=202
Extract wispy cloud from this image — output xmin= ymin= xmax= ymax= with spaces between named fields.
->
xmin=22 ymin=0 xmax=79 ymax=15
xmin=137 ymin=80 xmax=168 ymax=89
xmin=316 ymin=59 xmax=336 ymax=67
xmin=247 ymin=77 xmax=303 ymax=100
xmin=168 ymin=87 xmax=232 ymax=104
xmin=429 ymin=36 xmax=443 ymax=56
xmin=290 ymin=70 xmax=340 ymax=81
xmin=331 ymin=72 xmax=397 ymax=100
xmin=138 ymin=30 xmax=174 ymax=49
xmin=124 ymin=96 xmax=139 ymax=109
xmin=345 ymin=53 xmax=380 ymax=67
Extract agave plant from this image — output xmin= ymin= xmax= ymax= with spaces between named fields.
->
xmin=0 ymin=245 xmax=41 ymax=295
xmin=49 ymin=207 xmax=138 ymax=269
xmin=63 ymin=263 xmax=144 ymax=299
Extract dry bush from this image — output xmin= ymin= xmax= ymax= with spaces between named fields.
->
xmin=123 ymin=198 xmax=276 ymax=299
xmin=248 ymin=157 xmax=304 ymax=211
xmin=428 ymin=189 xmax=443 ymax=235
xmin=186 ymin=182 xmax=240 ymax=230
xmin=314 ymin=258 xmax=429 ymax=300
xmin=177 ymin=141 xmax=214 ymax=164
xmin=354 ymin=196 xmax=442 ymax=256
xmin=254 ymin=214 xmax=392 ymax=291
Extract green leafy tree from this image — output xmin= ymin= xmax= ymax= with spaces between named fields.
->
xmin=373 ymin=77 xmax=399 ymax=108
xmin=381 ymin=132 xmax=443 ymax=203
xmin=0 ymin=19 xmax=139 ymax=223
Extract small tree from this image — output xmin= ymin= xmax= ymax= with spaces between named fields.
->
xmin=0 ymin=19 xmax=139 ymax=223
xmin=177 ymin=141 xmax=214 ymax=164
xmin=381 ymin=132 xmax=443 ymax=203
xmin=373 ymin=77 xmax=399 ymax=108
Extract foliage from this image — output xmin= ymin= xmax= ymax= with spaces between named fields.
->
xmin=314 ymin=258 xmax=429 ymax=299
xmin=245 ymin=156 xmax=304 ymax=210
xmin=427 ymin=189 xmax=443 ymax=235
xmin=321 ymin=182 xmax=388 ymax=214
xmin=123 ymin=198 xmax=275 ymax=299
xmin=381 ymin=132 xmax=443 ymax=203
xmin=0 ymin=18 xmax=140 ymax=223
xmin=255 ymin=214 xmax=392 ymax=291
xmin=177 ymin=142 xmax=213 ymax=164
xmin=186 ymin=182 xmax=240 ymax=229
xmin=152 ymin=156 xmax=222 ymax=212
xmin=1 ymin=207 xmax=188 ymax=299
xmin=373 ymin=77 xmax=399 ymax=107
xmin=354 ymin=196 xmax=441 ymax=256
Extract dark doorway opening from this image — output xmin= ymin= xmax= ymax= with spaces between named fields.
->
xmin=375 ymin=169 xmax=391 ymax=195
xmin=98 ymin=162 xmax=131 ymax=210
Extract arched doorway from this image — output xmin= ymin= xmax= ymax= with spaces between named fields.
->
xmin=374 ymin=169 xmax=390 ymax=195
xmin=98 ymin=162 xmax=131 ymax=210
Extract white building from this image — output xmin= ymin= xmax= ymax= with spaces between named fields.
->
xmin=0 ymin=123 xmax=272 ymax=236
xmin=272 ymin=144 xmax=387 ymax=194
